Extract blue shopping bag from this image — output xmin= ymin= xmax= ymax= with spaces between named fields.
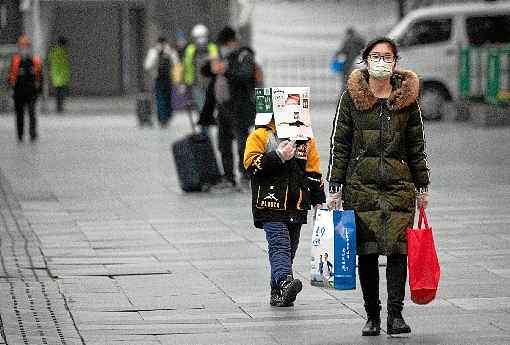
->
xmin=310 ymin=209 xmax=356 ymax=290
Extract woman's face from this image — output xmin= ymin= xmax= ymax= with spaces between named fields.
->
xmin=366 ymin=42 xmax=397 ymax=79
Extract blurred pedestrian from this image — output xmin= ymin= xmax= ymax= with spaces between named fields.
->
xmin=334 ymin=27 xmax=365 ymax=85
xmin=327 ymin=37 xmax=430 ymax=336
xmin=183 ymin=24 xmax=218 ymax=111
xmin=144 ymin=36 xmax=181 ymax=127
xmin=48 ymin=36 xmax=71 ymax=113
xmin=8 ymin=34 xmax=42 ymax=142
xmin=209 ymin=26 xmax=255 ymax=189
xmin=244 ymin=114 xmax=326 ymax=307
xmin=175 ymin=31 xmax=188 ymax=60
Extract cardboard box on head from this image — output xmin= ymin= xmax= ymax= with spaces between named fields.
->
xmin=255 ymin=87 xmax=313 ymax=141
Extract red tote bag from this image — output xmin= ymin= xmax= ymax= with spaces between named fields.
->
xmin=407 ymin=208 xmax=440 ymax=305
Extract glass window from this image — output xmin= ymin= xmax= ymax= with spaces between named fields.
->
xmin=466 ymin=15 xmax=510 ymax=46
xmin=399 ymin=18 xmax=453 ymax=47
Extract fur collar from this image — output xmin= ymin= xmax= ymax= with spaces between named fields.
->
xmin=346 ymin=69 xmax=420 ymax=111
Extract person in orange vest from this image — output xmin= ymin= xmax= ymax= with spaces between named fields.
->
xmin=8 ymin=34 xmax=43 ymax=142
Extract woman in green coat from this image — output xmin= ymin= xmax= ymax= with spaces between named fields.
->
xmin=327 ymin=37 xmax=430 ymax=337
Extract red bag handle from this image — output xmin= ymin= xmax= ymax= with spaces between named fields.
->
xmin=417 ymin=207 xmax=429 ymax=229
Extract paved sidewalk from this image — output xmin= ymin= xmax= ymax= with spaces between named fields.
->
xmin=0 ymin=104 xmax=509 ymax=344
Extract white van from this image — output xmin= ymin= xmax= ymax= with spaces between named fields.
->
xmin=386 ymin=2 xmax=510 ymax=119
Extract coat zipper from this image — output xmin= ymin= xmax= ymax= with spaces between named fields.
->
xmin=378 ymin=102 xmax=384 ymax=187
xmin=378 ymin=101 xmax=389 ymax=254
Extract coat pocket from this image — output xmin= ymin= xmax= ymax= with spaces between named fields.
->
xmin=256 ymin=184 xmax=288 ymax=210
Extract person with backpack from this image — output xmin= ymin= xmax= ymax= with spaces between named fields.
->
xmin=144 ymin=36 xmax=181 ymax=127
xmin=8 ymin=34 xmax=43 ymax=142
xmin=183 ymin=24 xmax=218 ymax=112
xmin=200 ymin=27 xmax=256 ymax=190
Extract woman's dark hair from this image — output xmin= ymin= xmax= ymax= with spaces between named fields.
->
xmin=361 ymin=37 xmax=399 ymax=62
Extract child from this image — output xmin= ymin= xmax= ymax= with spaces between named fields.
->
xmin=244 ymin=119 xmax=326 ymax=307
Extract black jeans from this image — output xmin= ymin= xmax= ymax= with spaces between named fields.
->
xmin=55 ymin=86 xmax=67 ymax=113
xmin=358 ymin=254 xmax=407 ymax=317
xmin=155 ymin=81 xmax=172 ymax=126
xmin=217 ymin=103 xmax=249 ymax=182
xmin=14 ymin=96 xmax=37 ymax=141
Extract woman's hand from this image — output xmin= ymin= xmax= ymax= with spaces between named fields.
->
xmin=327 ymin=191 xmax=342 ymax=210
xmin=417 ymin=191 xmax=429 ymax=209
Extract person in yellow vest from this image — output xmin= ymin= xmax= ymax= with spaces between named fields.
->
xmin=48 ymin=36 xmax=71 ymax=113
xmin=8 ymin=35 xmax=43 ymax=142
xmin=183 ymin=24 xmax=218 ymax=111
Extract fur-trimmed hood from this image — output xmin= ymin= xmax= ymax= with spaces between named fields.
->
xmin=346 ymin=69 xmax=420 ymax=111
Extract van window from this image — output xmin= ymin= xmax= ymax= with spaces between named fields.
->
xmin=466 ymin=15 xmax=510 ymax=46
xmin=398 ymin=18 xmax=452 ymax=47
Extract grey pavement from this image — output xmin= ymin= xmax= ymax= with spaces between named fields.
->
xmin=0 ymin=99 xmax=509 ymax=344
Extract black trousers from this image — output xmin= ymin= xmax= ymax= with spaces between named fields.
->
xmin=14 ymin=96 xmax=37 ymax=141
xmin=217 ymin=103 xmax=249 ymax=182
xmin=358 ymin=254 xmax=407 ymax=317
xmin=55 ymin=86 xmax=67 ymax=113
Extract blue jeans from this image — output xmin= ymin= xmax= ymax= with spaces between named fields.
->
xmin=263 ymin=222 xmax=302 ymax=288
xmin=155 ymin=82 xmax=172 ymax=125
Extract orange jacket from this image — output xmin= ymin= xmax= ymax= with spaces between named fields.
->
xmin=8 ymin=54 xmax=42 ymax=86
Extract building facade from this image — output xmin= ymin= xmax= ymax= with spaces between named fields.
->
xmin=19 ymin=0 xmax=248 ymax=96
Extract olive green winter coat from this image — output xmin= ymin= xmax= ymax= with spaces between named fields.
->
xmin=327 ymin=69 xmax=430 ymax=255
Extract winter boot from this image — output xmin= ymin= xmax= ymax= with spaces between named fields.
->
xmin=387 ymin=312 xmax=411 ymax=335
xmin=362 ymin=304 xmax=381 ymax=336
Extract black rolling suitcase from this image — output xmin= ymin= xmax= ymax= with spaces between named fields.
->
xmin=136 ymin=93 xmax=153 ymax=126
xmin=172 ymin=103 xmax=221 ymax=192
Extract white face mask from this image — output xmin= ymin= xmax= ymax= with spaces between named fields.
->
xmin=368 ymin=59 xmax=393 ymax=80
xmin=220 ymin=46 xmax=234 ymax=57
xmin=195 ymin=36 xmax=208 ymax=46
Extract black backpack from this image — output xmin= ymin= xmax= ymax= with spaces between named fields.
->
xmin=157 ymin=52 xmax=172 ymax=82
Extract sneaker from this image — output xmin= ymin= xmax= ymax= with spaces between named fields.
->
xmin=387 ymin=314 xmax=411 ymax=335
xmin=269 ymin=287 xmax=295 ymax=307
xmin=269 ymin=288 xmax=282 ymax=306
xmin=278 ymin=275 xmax=302 ymax=307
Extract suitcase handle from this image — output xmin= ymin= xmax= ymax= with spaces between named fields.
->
xmin=185 ymin=100 xmax=198 ymax=134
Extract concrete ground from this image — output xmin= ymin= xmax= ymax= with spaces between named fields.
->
xmin=0 ymin=98 xmax=509 ymax=344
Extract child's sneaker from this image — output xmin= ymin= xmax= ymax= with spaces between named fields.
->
xmin=278 ymin=275 xmax=302 ymax=307
xmin=270 ymin=287 xmax=296 ymax=307
xmin=270 ymin=288 xmax=282 ymax=306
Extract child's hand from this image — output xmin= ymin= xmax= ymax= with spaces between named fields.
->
xmin=277 ymin=140 xmax=296 ymax=161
